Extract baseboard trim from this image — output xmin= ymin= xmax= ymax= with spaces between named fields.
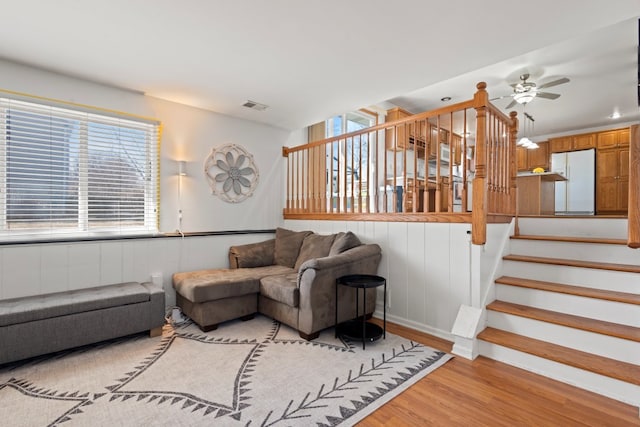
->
xmin=373 ymin=309 xmax=454 ymax=343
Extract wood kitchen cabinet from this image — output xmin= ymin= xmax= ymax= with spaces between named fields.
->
xmin=386 ymin=107 xmax=411 ymax=150
xmin=549 ymin=133 xmax=595 ymax=152
xmin=516 ymin=146 xmax=528 ymax=171
xmin=596 ymin=146 xmax=629 ymax=214
xmin=429 ymin=124 xmax=449 ymax=159
xmin=402 ymin=177 xmax=424 ymax=212
xmin=517 ymin=173 xmax=566 ymax=215
xmin=596 ymin=128 xmax=629 ymax=149
xmin=517 ymin=141 xmax=549 ymax=172
xmin=385 ymin=107 xmax=427 ymax=153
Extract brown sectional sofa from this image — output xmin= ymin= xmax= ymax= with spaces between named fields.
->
xmin=172 ymin=228 xmax=382 ymax=340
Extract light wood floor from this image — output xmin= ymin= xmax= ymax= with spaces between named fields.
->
xmin=359 ymin=320 xmax=640 ymax=426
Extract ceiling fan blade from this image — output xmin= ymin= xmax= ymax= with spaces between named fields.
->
xmin=537 ymin=77 xmax=570 ymax=90
xmin=490 ymin=94 xmax=513 ymax=101
xmin=536 ymin=92 xmax=561 ymax=100
xmin=505 ymin=99 xmax=517 ymax=109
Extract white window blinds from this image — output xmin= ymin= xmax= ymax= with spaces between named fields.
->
xmin=0 ymin=96 xmax=160 ymax=240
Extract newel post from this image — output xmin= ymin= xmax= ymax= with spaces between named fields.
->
xmin=472 ymin=82 xmax=488 ymax=245
xmin=628 ymin=125 xmax=640 ymax=248
xmin=509 ymin=111 xmax=519 ymax=218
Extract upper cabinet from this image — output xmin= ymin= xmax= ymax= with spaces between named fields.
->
xmin=596 ymin=128 xmax=629 ymax=149
xmin=528 ymin=141 xmax=550 ymax=170
xmin=385 ymin=107 xmax=428 ymax=153
xmin=517 ymin=141 xmax=549 ymax=172
xmin=385 ymin=107 xmax=465 ymax=165
xmin=549 ymin=133 xmax=595 ymax=153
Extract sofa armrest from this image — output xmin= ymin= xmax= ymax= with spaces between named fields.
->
xmin=298 ymin=243 xmax=381 ymax=274
xmin=296 ymin=243 xmax=382 ymax=335
xmin=228 ymin=238 xmax=275 ymax=269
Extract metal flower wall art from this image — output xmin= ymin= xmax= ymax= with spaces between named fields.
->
xmin=204 ymin=143 xmax=259 ymax=203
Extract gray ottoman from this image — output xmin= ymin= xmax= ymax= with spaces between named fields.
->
xmin=172 ymin=268 xmax=258 ymax=331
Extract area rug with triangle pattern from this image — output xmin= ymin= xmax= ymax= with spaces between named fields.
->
xmin=0 ymin=314 xmax=452 ymax=426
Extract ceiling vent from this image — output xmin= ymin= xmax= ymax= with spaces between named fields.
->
xmin=242 ymin=100 xmax=269 ymax=111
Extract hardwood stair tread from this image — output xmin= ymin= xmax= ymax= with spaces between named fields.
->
xmin=487 ymin=300 xmax=640 ymax=343
xmin=477 ymin=327 xmax=640 ymax=386
xmin=511 ymin=235 xmax=627 ymax=245
xmin=503 ymin=254 xmax=640 ymax=273
xmin=495 ymin=276 xmax=640 ymax=306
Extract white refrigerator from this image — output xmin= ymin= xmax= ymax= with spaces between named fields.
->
xmin=551 ymin=149 xmax=595 ymax=215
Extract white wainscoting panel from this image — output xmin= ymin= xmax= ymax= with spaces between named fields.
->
xmin=0 ymin=233 xmax=276 ymax=308
xmin=3 ymin=246 xmax=41 ymax=299
xmin=283 ymin=220 xmax=500 ymax=339
xmin=407 ymin=222 xmax=427 ymax=325
xmin=40 ymin=244 xmax=70 ymax=294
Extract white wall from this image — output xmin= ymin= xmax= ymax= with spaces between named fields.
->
xmin=0 ymin=233 xmax=273 ymax=307
xmin=0 ymin=59 xmax=291 ymax=232
xmin=0 ymin=59 xmax=290 ymax=302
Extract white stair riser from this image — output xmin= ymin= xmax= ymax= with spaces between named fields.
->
xmin=509 ymin=239 xmax=640 ymax=266
xmin=478 ymin=341 xmax=640 ymax=407
xmin=495 ymin=284 xmax=640 ymax=327
xmin=486 ymin=311 xmax=639 ymax=364
xmin=516 ymin=218 xmax=628 ymax=239
xmin=502 ymin=260 xmax=638 ymax=293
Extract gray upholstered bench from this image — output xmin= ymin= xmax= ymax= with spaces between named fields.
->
xmin=0 ymin=281 xmax=165 ymax=365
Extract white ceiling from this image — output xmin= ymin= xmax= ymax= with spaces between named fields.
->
xmin=0 ymin=1 xmax=638 ymax=138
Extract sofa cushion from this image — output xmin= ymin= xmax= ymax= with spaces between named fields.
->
xmin=259 ymin=273 xmax=299 ymax=307
xmin=229 ymin=239 xmax=275 ymax=268
xmin=173 ymin=265 xmax=294 ymax=303
xmin=328 ymin=231 xmax=362 ymax=256
xmin=0 ymin=282 xmax=150 ymax=327
xmin=294 ymin=233 xmax=337 ymax=270
xmin=274 ymin=227 xmax=312 ymax=268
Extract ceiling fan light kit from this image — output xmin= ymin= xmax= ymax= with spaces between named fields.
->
xmin=514 ymin=92 xmax=536 ymax=104
xmin=496 ymin=73 xmax=570 ymax=109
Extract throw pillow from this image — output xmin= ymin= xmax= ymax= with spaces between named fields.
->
xmin=229 ymin=239 xmax=275 ymax=268
xmin=328 ymin=231 xmax=361 ymax=256
xmin=274 ymin=227 xmax=312 ymax=268
xmin=294 ymin=233 xmax=337 ymax=270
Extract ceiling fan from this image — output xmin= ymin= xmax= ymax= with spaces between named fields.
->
xmin=493 ymin=73 xmax=570 ymax=109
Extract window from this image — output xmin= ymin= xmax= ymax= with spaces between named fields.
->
xmin=0 ymin=95 xmax=160 ymax=240
xmin=325 ymin=111 xmax=376 ymax=210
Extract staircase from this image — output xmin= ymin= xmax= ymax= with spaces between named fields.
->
xmin=477 ymin=217 xmax=640 ymax=408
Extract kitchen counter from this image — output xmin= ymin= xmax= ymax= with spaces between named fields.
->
xmin=517 ymin=173 xmax=567 ymax=215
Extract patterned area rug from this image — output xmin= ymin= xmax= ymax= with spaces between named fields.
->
xmin=0 ymin=315 xmax=452 ymax=426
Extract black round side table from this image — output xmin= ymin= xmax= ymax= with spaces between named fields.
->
xmin=335 ymin=274 xmax=386 ymax=350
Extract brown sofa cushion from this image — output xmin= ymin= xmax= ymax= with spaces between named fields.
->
xmin=229 ymin=239 xmax=275 ymax=268
xmin=274 ymin=227 xmax=312 ymax=268
xmin=173 ymin=265 xmax=294 ymax=303
xmin=294 ymin=233 xmax=336 ymax=270
xmin=328 ymin=231 xmax=361 ymax=256
xmin=259 ymin=273 xmax=299 ymax=307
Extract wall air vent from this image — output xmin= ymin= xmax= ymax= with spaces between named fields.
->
xmin=242 ymin=100 xmax=269 ymax=111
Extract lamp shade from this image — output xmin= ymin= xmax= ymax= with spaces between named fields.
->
xmin=514 ymin=92 xmax=536 ymax=104
xmin=178 ymin=160 xmax=187 ymax=176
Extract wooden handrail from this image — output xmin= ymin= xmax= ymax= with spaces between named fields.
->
xmin=283 ymin=99 xmax=476 ymax=155
xmin=628 ymin=124 xmax=639 ymax=248
xmin=282 ymin=82 xmax=517 ymax=245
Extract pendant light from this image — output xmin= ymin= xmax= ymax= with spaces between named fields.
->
xmin=517 ymin=108 xmax=538 ymax=150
